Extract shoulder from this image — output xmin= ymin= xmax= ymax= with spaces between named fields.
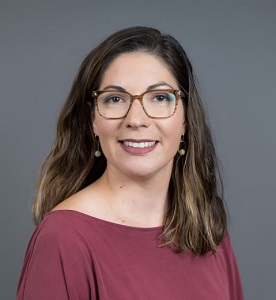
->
xmin=216 ymin=232 xmax=237 ymax=264
xmin=37 ymin=209 xmax=96 ymax=236
xmin=218 ymin=232 xmax=237 ymax=259
xmin=17 ymin=211 xmax=100 ymax=299
xmin=216 ymin=232 xmax=244 ymax=297
xmin=206 ymin=232 xmax=241 ymax=281
xmin=52 ymin=182 xmax=108 ymax=219
xmin=29 ymin=210 xmax=102 ymax=256
xmin=21 ymin=211 xmax=99 ymax=281
xmin=28 ymin=209 xmax=114 ymax=257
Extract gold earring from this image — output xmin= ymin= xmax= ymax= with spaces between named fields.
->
xmin=178 ymin=135 xmax=186 ymax=156
xmin=95 ymin=135 xmax=101 ymax=157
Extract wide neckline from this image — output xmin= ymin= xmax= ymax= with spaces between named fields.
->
xmin=47 ymin=209 xmax=164 ymax=232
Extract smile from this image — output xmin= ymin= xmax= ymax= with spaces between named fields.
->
xmin=122 ymin=141 xmax=156 ymax=148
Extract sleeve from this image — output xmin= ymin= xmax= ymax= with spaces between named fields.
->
xmin=221 ymin=233 xmax=244 ymax=300
xmin=17 ymin=217 xmax=98 ymax=300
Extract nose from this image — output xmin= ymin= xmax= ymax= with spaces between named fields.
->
xmin=123 ymin=99 xmax=150 ymax=128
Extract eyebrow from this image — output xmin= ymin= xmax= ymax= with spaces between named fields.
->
xmin=102 ymin=85 xmax=127 ymax=92
xmin=102 ymin=82 xmax=175 ymax=92
xmin=146 ymin=82 xmax=174 ymax=91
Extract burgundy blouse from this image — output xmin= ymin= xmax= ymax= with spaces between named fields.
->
xmin=17 ymin=210 xmax=243 ymax=299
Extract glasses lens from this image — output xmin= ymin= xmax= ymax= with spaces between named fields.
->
xmin=143 ymin=90 xmax=176 ymax=118
xmin=97 ymin=91 xmax=130 ymax=118
xmin=94 ymin=89 xmax=178 ymax=119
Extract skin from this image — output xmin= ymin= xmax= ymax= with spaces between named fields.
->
xmin=54 ymin=52 xmax=186 ymax=227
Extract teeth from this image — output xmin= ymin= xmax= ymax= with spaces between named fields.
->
xmin=123 ymin=141 xmax=156 ymax=148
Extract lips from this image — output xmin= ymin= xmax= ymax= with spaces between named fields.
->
xmin=119 ymin=139 xmax=158 ymax=154
xmin=122 ymin=141 xmax=156 ymax=148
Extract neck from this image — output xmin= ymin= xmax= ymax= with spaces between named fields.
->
xmin=97 ymin=164 xmax=172 ymax=227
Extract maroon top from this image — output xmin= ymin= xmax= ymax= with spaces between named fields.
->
xmin=17 ymin=210 xmax=243 ymax=299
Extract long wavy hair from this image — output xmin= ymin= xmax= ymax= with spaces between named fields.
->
xmin=33 ymin=26 xmax=227 ymax=255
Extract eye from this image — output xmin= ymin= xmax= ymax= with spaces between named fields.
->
xmin=102 ymin=92 xmax=128 ymax=104
xmin=106 ymin=96 xmax=123 ymax=103
xmin=155 ymin=94 xmax=167 ymax=101
xmin=152 ymin=92 xmax=175 ymax=102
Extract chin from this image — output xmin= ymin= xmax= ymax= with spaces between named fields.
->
xmin=121 ymin=161 xmax=172 ymax=181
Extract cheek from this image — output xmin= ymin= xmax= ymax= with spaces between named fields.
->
xmin=97 ymin=123 xmax=111 ymax=139
xmin=93 ymin=118 xmax=121 ymax=146
xmin=159 ymin=118 xmax=184 ymax=148
xmin=173 ymin=104 xmax=186 ymax=135
xmin=169 ymin=109 xmax=186 ymax=149
xmin=92 ymin=114 xmax=112 ymax=137
xmin=171 ymin=126 xmax=183 ymax=149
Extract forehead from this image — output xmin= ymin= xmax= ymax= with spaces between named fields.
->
xmin=99 ymin=52 xmax=178 ymax=91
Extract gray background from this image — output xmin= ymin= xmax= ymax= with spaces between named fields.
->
xmin=1 ymin=0 xmax=275 ymax=299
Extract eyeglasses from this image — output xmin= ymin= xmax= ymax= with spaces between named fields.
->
xmin=92 ymin=89 xmax=184 ymax=119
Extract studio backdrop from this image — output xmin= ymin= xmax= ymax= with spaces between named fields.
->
xmin=1 ymin=1 xmax=275 ymax=299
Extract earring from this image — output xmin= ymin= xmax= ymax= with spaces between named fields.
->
xmin=178 ymin=135 xmax=186 ymax=156
xmin=94 ymin=135 xmax=101 ymax=157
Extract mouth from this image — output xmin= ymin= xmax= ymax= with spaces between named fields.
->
xmin=120 ymin=140 xmax=157 ymax=149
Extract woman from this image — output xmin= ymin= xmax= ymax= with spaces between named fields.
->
xmin=17 ymin=26 xmax=243 ymax=299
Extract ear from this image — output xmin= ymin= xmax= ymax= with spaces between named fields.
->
xmin=182 ymin=103 xmax=187 ymax=134
xmin=92 ymin=112 xmax=98 ymax=136
xmin=182 ymin=120 xmax=187 ymax=135
xmin=86 ymin=100 xmax=98 ymax=136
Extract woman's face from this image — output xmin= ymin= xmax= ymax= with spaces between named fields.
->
xmin=92 ymin=52 xmax=186 ymax=180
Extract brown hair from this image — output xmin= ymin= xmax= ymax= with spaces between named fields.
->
xmin=33 ymin=26 xmax=227 ymax=255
